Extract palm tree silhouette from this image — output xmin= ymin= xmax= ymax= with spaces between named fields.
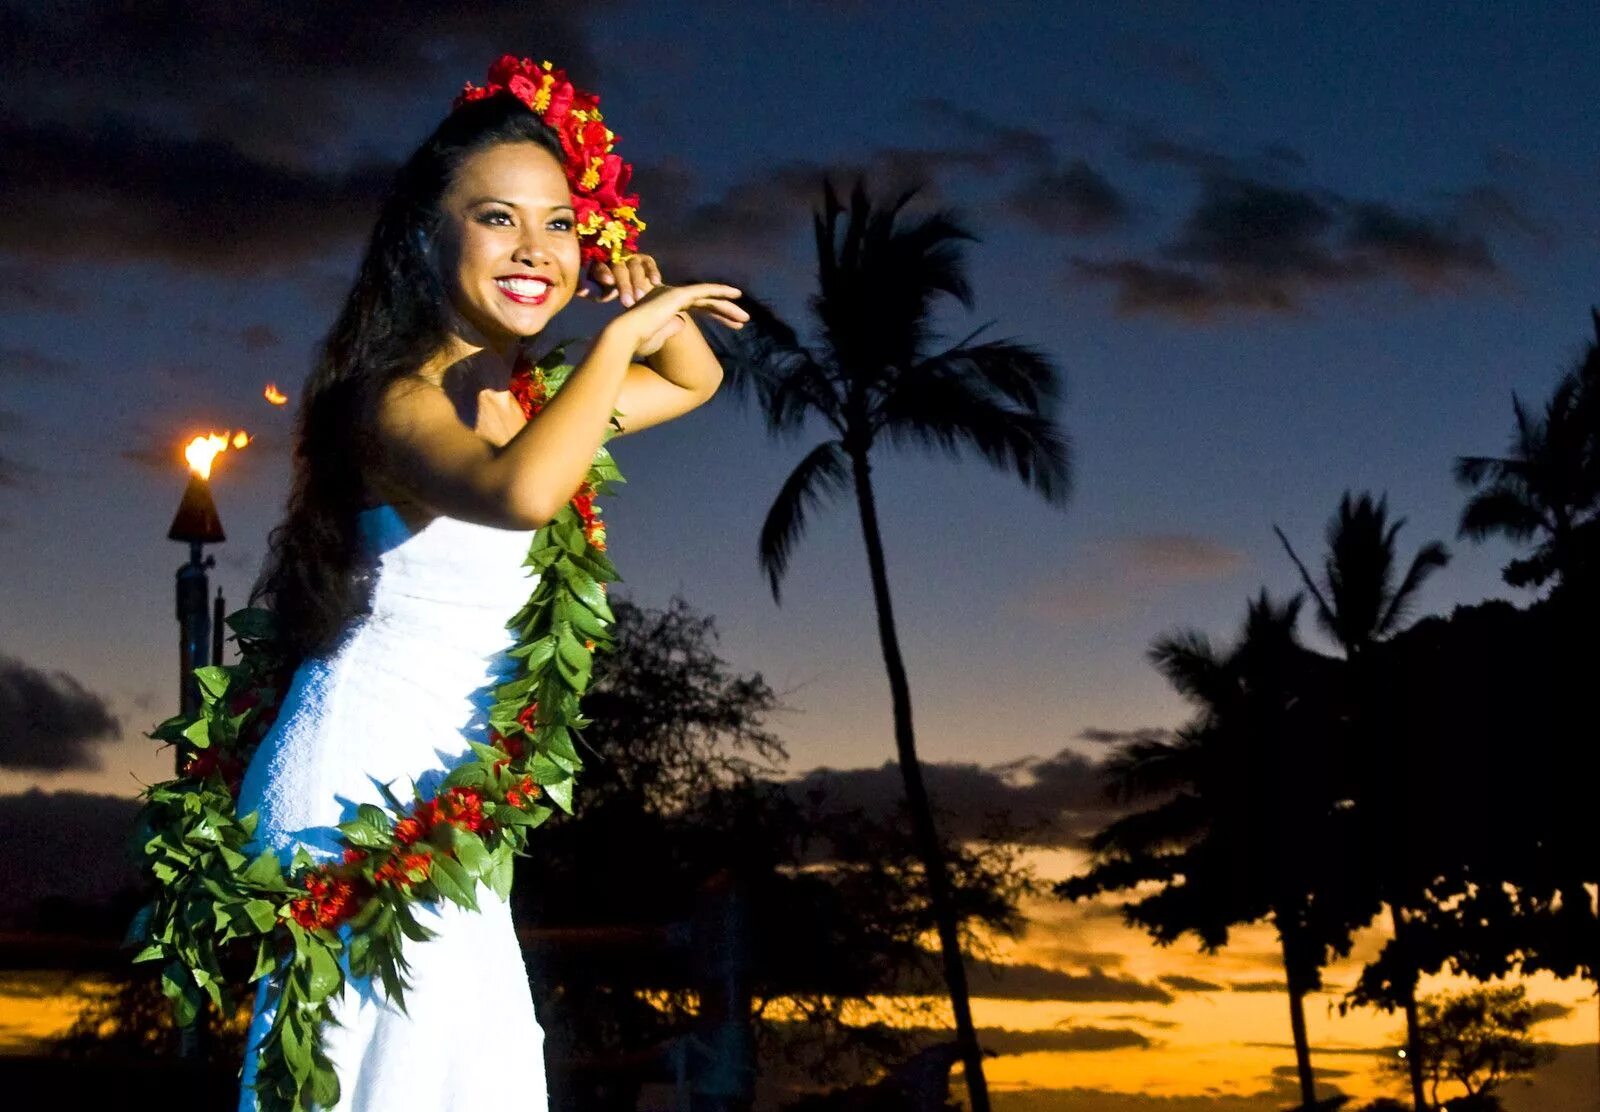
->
xmin=1058 ymin=590 xmax=1372 ymax=1111
xmin=1454 ymin=314 xmax=1600 ymax=601
xmin=1274 ymin=491 xmax=1450 ymax=1111
xmin=707 ymin=177 xmax=1072 ymax=1112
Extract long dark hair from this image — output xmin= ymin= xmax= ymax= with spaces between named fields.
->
xmin=252 ymin=95 xmax=566 ymax=665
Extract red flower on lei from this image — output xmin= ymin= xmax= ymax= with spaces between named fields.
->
xmin=289 ymin=871 xmax=362 ymax=931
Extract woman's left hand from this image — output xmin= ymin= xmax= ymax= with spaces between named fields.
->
xmin=578 ymin=252 xmax=664 ymax=308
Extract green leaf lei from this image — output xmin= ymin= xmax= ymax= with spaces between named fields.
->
xmin=128 ymin=342 xmax=621 ymax=1111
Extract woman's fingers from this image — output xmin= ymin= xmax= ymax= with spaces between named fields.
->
xmin=592 ymin=269 xmax=620 ymax=302
xmin=619 ymin=256 xmax=657 ymax=307
xmin=684 ymin=297 xmax=748 ymax=328
xmin=690 ymin=290 xmax=749 ymax=318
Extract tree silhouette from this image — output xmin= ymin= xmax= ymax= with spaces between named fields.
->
xmin=1454 ymin=309 xmax=1600 ymax=602
xmin=1449 ymin=310 xmax=1600 ymax=1096
xmin=1389 ymin=985 xmax=1551 ymax=1111
xmin=1352 ymin=596 xmax=1589 ymax=1111
xmin=701 ymin=176 xmax=1071 ymax=1112
xmin=1274 ymin=491 xmax=1451 ymax=1111
xmin=1056 ymin=590 xmax=1376 ymax=1111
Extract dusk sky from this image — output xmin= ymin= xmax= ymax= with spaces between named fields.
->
xmin=2 ymin=3 xmax=1598 ymax=1107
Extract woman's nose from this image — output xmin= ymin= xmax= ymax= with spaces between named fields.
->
xmin=513 ymin=228 xmax=557 ymax=268
xmin=513 ymin=240 xmax=545 ymax=266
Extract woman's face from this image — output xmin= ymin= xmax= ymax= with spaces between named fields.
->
xmin=436 ymin=140 xmax=581 ymax=352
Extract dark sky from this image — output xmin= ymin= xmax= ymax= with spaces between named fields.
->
xmin=3 ymin=0 xmax=1598 ymax=802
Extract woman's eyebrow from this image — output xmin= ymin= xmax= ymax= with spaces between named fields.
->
xmin=466 ymin=198 xmax=576 ymax=214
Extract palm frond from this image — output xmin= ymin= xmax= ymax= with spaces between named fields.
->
xmin=1375 ymin=540 xmax=1451 ymax=636
xmin=875 ymin=351 xmax=1071 ymax=504
xmin=907 ymin=335 xmax=1061 ymax=414
xmin=1452 ymin=452 xmax=1520 ymax=489
xmin=1272 ymin=524 xmax=1341 ymax=652
xmin=808 ymin=177 xmax=981 ymax=403
xmin=1098 ymin=733 xmax=1202 ymax=802
xmin=696 ymin=285 xmax=845 ymax=437
xmin=1084 ymin=792 xmax=1209 ymax=859
xmin=1146 ymin=630 xmax=1229 ymax=707
xmin=758 ymin=439 xmax=852 ymax=604
xmin=1456 ymin=486 xmax=1546 ymax=543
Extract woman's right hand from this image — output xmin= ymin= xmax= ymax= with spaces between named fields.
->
xmin=602 ymin=281 xmax=746 ymax=360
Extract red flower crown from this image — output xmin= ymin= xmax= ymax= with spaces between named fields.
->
xmin=454 ymin=55 xmax=645 ymax=266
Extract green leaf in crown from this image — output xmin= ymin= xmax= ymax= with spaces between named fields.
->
xmin=127 ymin=342 xmax=620 ymax=1111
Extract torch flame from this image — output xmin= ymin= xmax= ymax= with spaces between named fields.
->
xmin=264 ymin=383 xmax=287 ymax=406
xmin=183 ymin=429 xmax=251 ymax=480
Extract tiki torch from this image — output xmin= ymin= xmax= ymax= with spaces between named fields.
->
xmin=167 ymin=431 xmax=248 ymax=722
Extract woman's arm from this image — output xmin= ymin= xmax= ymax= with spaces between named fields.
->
xmin=374 ymin=326 xmax=637 ymax=529
xmin=610 ymin=312 xmax=724 ymax=437
xmin=373 ymin=281 xmax=744 ymax=529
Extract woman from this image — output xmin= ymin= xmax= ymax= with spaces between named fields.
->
xmin=235 ymin=65 xmax=746 ymax=1110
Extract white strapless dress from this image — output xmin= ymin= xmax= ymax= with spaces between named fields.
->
xmin=235 ymin=504 xmax=547 ymax=1111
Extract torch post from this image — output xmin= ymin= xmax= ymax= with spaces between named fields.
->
xmin=169 ymin=473 xmax=226 ymax=721
xmin=167 ymin=469 xmax=227 ymax=1061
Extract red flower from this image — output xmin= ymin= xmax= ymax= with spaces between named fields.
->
xmin=486 ymin=54 xmax=527 ymax=87
xmin=589 ymin=153 xmax=633 ymax=209
xmin=288 ymin=869 xmax=360 ymax=930
xmin=506 ymin=72 xmax=541 ymax=106
xmin=342 ymin=847 xmax=368 ymax=866
xmin=509 ymin=363 xmax=549 ymax=418
xmin=506 ymin=776 xmax=542 ymax=809
xmin=393 ymin=816 xmax=426 ymax=846
xmin=492 ymin=725 xmax=529 ymax=775
xmin=373 ymin=851 xmax=433 ymax=892
xmin=436 ymin=786 xmax=490 ymax=834
xmin=544 ymin=79 xmax=577 ymax=129
xmin=515 ymin=701 xmax=539 ymax=732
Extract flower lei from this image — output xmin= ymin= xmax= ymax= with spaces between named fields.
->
xmin=128 ymin=342 xmax=623 ymax=1112
xmin=456 ymin=54 xmax=646 ymax=266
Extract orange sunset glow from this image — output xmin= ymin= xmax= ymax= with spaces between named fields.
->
xmin=2 ymin=847 xmax=1592 ymax=1110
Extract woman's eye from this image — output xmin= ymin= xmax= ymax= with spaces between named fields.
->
xmin=477 ymin=210 xmax=514 ymax=226
xmin=550 ymin=218 xmax=573 ymax=231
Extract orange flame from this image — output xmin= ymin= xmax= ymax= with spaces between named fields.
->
xmin=183 ymin=429 xmax=251 ymax=480
xmin=264 ymin=383 xmax=287 ymax=406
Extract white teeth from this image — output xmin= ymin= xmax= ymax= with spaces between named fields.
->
xmin=496 ymin=278 xmax=552 ymax=296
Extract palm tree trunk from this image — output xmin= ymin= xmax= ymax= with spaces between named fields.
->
xmin=848 ymin=448 xmax=991 ymax=1112
xmin=1402 ymin=990 xmax=1427 ymax=1110
xmin=1388 ymin=904 xmax=1428 ymax=1110
xmin=1279 ymin=925 xmax=1317 ymax=1109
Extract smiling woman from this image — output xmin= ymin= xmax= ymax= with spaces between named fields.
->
xmin=131 ymin=54 xmax=751 ymax=1112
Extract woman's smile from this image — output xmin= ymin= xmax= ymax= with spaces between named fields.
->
xmin=494 ymin=275 xmax=554 ymax=305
